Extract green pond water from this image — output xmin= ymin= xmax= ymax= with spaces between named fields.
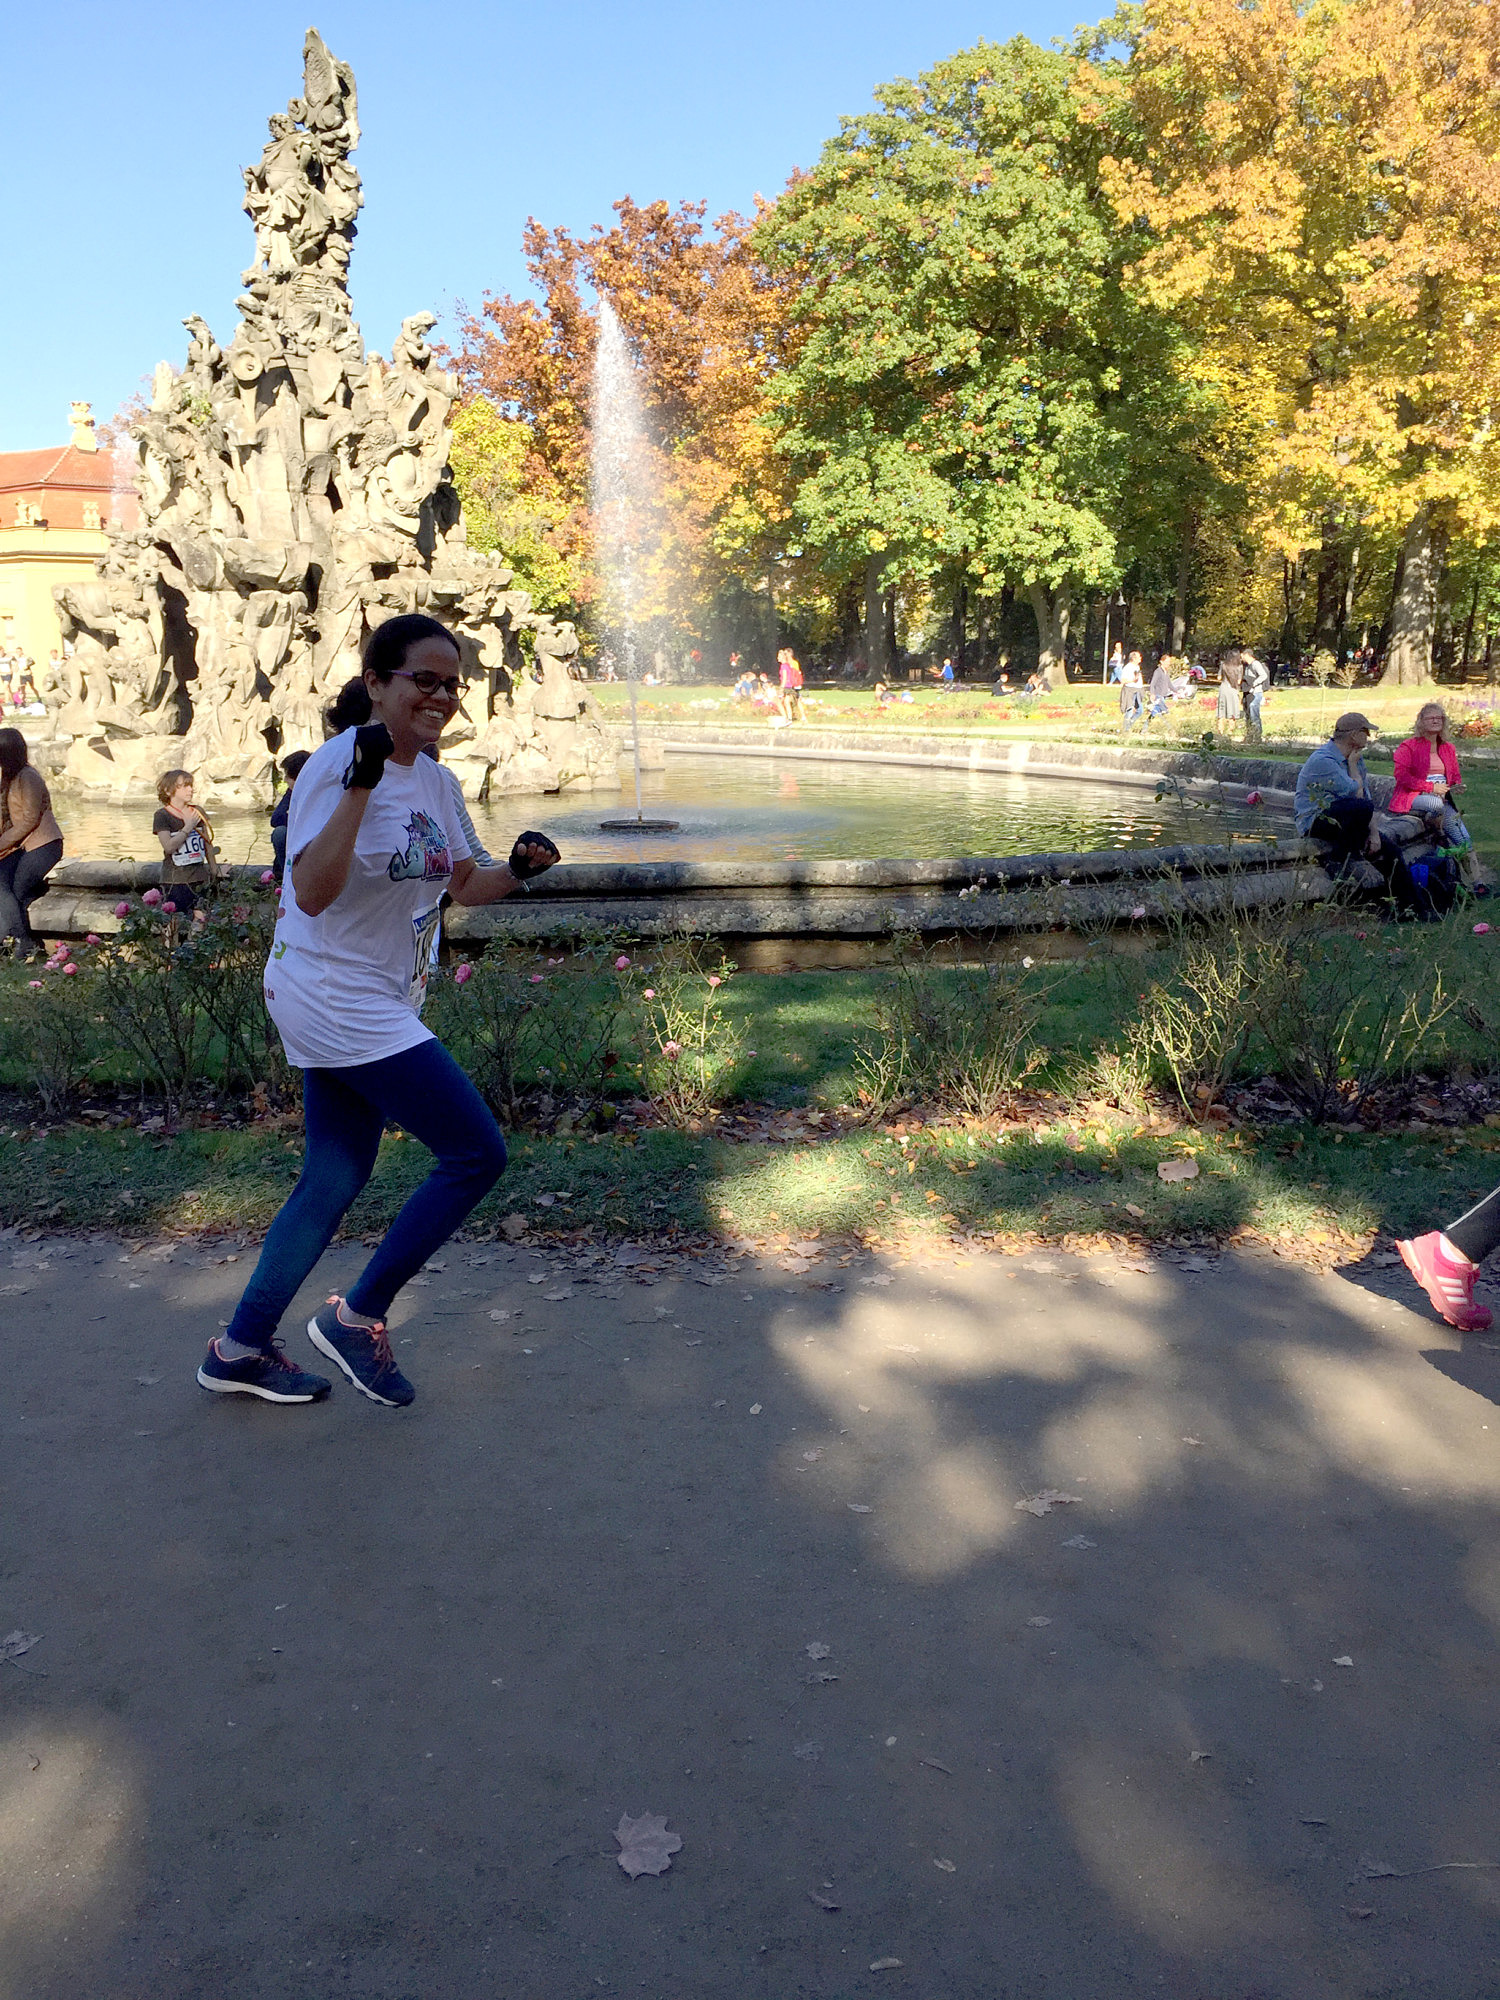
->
xmin=58 ymin=752 xmax=1274 ymax=868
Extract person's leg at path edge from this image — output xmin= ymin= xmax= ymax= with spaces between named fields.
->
xmin=307 ymin=1038 xmax=507 ymax=1407
xmin=197 ymin=1066 xmax=385 ymax=1402
xmin=1398 ymin=1186 xmax=1500 ymax=1331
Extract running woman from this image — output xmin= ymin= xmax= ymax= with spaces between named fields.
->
xmin=197 ymin=613 xmax=560 ymax=1408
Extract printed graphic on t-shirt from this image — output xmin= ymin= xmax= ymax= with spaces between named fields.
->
xmin=408 ymin=905 xmax=442 ymax=1009
xmin=388 ymin=810 xmax=454 ymax=885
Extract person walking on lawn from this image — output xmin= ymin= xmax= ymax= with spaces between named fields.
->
xmin=197 ymin=613 xmax=560 ymax=1409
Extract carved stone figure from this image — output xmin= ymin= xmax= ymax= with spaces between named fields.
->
xmin=56 ymin=28 xmax=612 ymax=807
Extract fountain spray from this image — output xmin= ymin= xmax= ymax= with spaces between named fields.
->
xmin=591 ymin=297 xmax=677 ymax=833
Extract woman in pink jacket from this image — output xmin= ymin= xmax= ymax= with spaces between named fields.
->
xmin=1390 ymin=702 xmax=1470 ymax=850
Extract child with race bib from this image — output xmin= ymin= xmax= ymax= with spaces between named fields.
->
xmin=197 ymin=613 xmax=559 ymax=1409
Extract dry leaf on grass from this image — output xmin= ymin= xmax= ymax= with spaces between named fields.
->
xmin=615 ymin=1811 xmax=682 ymax=1878
xmin=500 ymin=1214 xmax=528 ymax=1240
xmin=1124 ymin=1203 xmax=1145 ymax=1218
xmin=1157 ymin=1158 xmax=1200 ymax=1183
xmin=1015 ymin=1490 xmax=1083 ymax=1517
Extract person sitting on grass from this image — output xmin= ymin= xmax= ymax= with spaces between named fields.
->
xmin=152 ymin=768 xmax=214 ymax=919
xmin=1294 ymin=712 xmax=1418 ymax=906
xmin=1390 ymin=702 xmax=1472 ymax=853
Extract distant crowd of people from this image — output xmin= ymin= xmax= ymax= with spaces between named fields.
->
xmin=0 ymin=647 xmax=46 ymax=714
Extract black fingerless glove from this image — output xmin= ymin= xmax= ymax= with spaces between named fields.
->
xmin=509 ymin=831 xmax=561 ymax=878
xmin=343 ymin=723 xmax=394 ymax=791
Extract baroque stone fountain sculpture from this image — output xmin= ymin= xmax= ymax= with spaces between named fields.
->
xmin=55 ymin=28 xmax=613 ymax=805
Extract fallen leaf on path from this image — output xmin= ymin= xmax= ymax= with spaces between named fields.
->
xmin=1015 ymin=1490 xmax=1083 ymax=1517
xmin=500 ymin=1214 xmax=528 ymax=1240
xmin=1061 ymin=1535 xmax=1096 ymax=1549
xmin=615 ymin=1812 xmax=682 ymax=1878
xmin=805 ymin=1642 xmax=832 ymax=1660
xmin=806 ymin=1670 xmax=839 ymax=1684
xmin=919 ymin=1756 xmax=953 ymax=1774
xmin=1181 ymin=1436 xmax=1202 ymax=1447
xmin=136 ymin=1374 xmax=161 ymax=1386
xmin=859 ymin=1273 xmax=894 ymax=1287
xmin=423 ymin=1258 xmax=447 ymax=1272
xmin=1179 ymin=1256 xmax=1210 ymax=1272
xmin=488 ymin=1310 xmax=512 ymax=1322
xmin=808 ymin=1890 xmax=840 ymax=1911
xmin=848 ymin=1503 xmax=873 ymax=1514
xmin=1347 ymin=1906 xmax=1376 ymax=1920
xmin=793 ymin=1741 xmax=822 ymax=1761
xmin=802 ymin=1449 xmax=822 ymax=1462
xmin=1190 ymin=1750 xmax=1212 ymax=1763
xmin=25 ymin=1751 xmax=39 ymax=1771
xmin=1157 ymin=1158 xmax=1200 ymax=1183
xmin=1333 ymin=1655 xmax=1354 ymax=1667
xmin=749 ymin=1403 xmax=762 ymax=1415
xmin=1026 ymin=1616 xmax=1053 ymax=1628
xmin=1300 ymin=1816 xmax=1329 ymax=1827
xmin=543 ymin=1290 xmax=575 ymax=1302
xmin=1 ymin=1631 xmax=41 ymax=1663
xmin=526 ymin=1273 xmax=547 ymax=1285
xmin=870 ymin=1957 xmax=904 ymax=1971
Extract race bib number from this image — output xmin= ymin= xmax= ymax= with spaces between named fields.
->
xmin=409 ymin=905 xmax=442 ymax=1011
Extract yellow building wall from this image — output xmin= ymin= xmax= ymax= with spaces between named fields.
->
xmin=0 ymin=525 xmax=107 ymax=661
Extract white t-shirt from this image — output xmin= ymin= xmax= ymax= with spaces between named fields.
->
xmin=263 ymin=731 xmax=470 ymax=1070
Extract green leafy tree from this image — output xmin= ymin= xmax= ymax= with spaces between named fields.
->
xmin=447 ymin=398 xmax=582 ymax=612
xmin=755 ymin=37 xmax=1213 ymax=675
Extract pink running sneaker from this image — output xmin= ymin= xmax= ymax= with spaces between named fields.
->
xmin=1397 ymin=1232 xmax=1493 ymax=1331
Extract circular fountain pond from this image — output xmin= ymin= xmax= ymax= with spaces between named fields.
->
xmin=56 ymin=751 xmax=1273 ymax=870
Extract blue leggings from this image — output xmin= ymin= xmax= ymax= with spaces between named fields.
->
xmin=227 ymin=1038 xmax=506 ymax=1349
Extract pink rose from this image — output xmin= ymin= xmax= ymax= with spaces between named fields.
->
xmin=707 ymin=974 xmax=722 ymax=988
xmin=454 ymin=962 xmax=474 ymax=985
xmin=86 ymin=933 xmax=102 ymax=946
xmin=161 ymin=900 xmax=178 ymax=915
xmin=529 ymin=973 xmax=544 ymax=984
xmin=114 ymin=901 xmax=131 ymax=917
xmin=62 ymin=963 xmax=78 ymax=976
xmin=1246 ymin=789 xmax=1263 ymax=806
xmin=615 ymin=955 xmax=631 ymax=970
xmin=141 ymin=888 xmax=162 ymax=907
xmin=1130 ymin=906 xmax=1147 ymax=920
xmin=662 ymin=1040 xmax=682 ymax=1059
xmin=1475 ymin=922 xmax=1492 ymax=935
xmin=27 ymin=979 xmax=42 ymax=989
xmin=643 ymin=988 xmax=656 ymax=999
xmin=260 ymin=870 xmax=275 ymax=886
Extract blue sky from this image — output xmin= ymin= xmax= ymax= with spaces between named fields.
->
xmin=1 ymin=0 xmax=1082 ymax=450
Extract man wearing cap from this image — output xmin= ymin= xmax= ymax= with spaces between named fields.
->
xmin=1295 ymin=713 xmax=1414 ymax=898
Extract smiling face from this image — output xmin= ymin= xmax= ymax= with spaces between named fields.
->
xmin=365 ymin=633 xmax=463 ymax=759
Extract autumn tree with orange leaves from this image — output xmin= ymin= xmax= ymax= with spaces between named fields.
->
xmin=456 ymin=198 xmax=792 ymax=660
xmin=1094 ymin=0 xmax=1500 ymax=681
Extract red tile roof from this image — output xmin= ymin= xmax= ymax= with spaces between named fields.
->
xmin=0 ymin=445 xmax=122 ymax=494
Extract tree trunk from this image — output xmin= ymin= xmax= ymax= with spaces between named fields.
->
xmin=1313 ymin=519 xmax=1343 ymax=657
xmin=884 ymin=588 xmax=899 ymax=674
xmin=863 ymin=555 xmax=888 ymax=675
xmin=1462 ymin=577 xmax=1480 ymax=680
xmin=1381 ymin=506 xmax=1437 ymax=685
xmin=1026 ymin=581 xmax=1072 ymax=686
xmin=949 ymin=579 xmax=968 ymax=674
xmin=1171 ymin=528 xmax=1192 ymax=656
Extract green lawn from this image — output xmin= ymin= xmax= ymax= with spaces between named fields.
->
xmin=5 ymin=1109 xmax=1498 ymax=1259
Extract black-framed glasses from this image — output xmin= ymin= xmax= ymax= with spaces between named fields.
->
xmin=392 ymin=668 xmax=468 ymax=699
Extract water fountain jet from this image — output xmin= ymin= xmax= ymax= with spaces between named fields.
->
xmin=591 ymin=298 xmax=679 ymax=834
